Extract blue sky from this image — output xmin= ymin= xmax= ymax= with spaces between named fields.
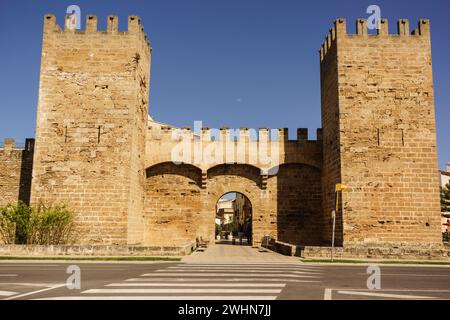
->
xmin=0 ymin=0 xmax=448 ymax=169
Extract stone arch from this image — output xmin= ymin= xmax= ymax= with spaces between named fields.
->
xmin=266 ymin=161 xmax=321 ymax=176
xmin=205 ymin=164 xmax=272 ymax=246
xmin=143 ymin=161 xmax=204 ymax=246
xmin=215 ymin=191 xmax=253 ymax=244
xmin=207 ymin=163 xmax=262 ymax=189
xmin=146 ymin=161 xmax=202 ymax=188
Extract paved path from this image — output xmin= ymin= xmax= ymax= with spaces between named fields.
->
xmin=1 ymin=245 xmax=450 ymax=300
xmin=35 ymin=263 xmax=323 ymax=300
xmin=182 ymin=244 xmax=299 ymax=264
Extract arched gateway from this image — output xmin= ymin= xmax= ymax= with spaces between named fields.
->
xmin=3 ymin=14 xmax=439 ymax=251
xmin=143 ymin=157 xmax=323 ymax=247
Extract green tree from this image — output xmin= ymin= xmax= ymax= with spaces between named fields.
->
xmin=441 ymin=183 xmax=450 ymax=212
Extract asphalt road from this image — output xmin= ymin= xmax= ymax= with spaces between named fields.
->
xmin=0 ymin=261 xmax=449 ymax=300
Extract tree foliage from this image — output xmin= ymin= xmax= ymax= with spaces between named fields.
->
xmin=0 ymin=202 xmax=76 ymax=245
xmin=441 ymin=183 xmax=450 ymax=212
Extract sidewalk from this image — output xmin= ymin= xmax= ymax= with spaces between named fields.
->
xmin=182 ymin=244 xmax=299 ymax=264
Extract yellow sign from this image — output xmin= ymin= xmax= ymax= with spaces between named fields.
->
xmin=335 ymin=183 xmax=347 ymax=191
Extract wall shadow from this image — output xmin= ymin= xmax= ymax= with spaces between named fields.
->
xmin=18 ymin=139 xmax=34 ymax=205
xmin=276 ymin=163 xmax=323 ymax=246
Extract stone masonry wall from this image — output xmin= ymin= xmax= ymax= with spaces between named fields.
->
xmin=1 ymin=14 xmax=442 ymax=251
xmin=30 ymin=15 xmax=150 ymax=245
xmin=320 ymin=19 xmax=441 ymax=246
xmin=143 ymin=124 xmax=324 ymax=247
xmin=275 ymin=163 xmax=323 ymax=246
xmin=0 ymin=139 xmax=34 ymax=206
xmin=320 ymin=31 xmax=342 ymax=246
xmin=144 ymin=162 xmax=204 ymax=246
xmin=143 ymin=161 xmax=324 ymax=247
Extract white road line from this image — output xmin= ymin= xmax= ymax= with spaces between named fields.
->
xmin=0 ymin=290 xmax=18 ymax=297
xmin=0 ymin=283 xmax=59 ymax=287
xmin=176 ymin=265 xmax=321 ymax=269
xmin=165 ymin=268 xmax=322 ymax=273
xmin=336 ymin=290 xmax=436 ymax=299
xmin=3 ymin=284 xmax=66 ymax=300
xmin=36 ymin=295 xmax=278 ymax=300
xmin=359 ymin=273 xmax=450 ymax=277
xmin=82 ymin=288 xmax=282 ymax=294
xmin=0 ymin=265 xmax=59 ymax=267
xmin=180 ymin=265 xmax=316 ymax=268
xmin=126 ymin=278 xmax=318 ymax=283
xmin=0 ymin=274 xmax=18 ymax=277
xmin=180 ymin=263 xmax=301 ymax=265
xmin=156 ymin=269 xmax=319 ymax=274
xmin=106 ymin=283 xmax=286 ymax=287
xmin=178 ymin=265 xmax=323 ymax=270
xmin=141 ymin=273 xmax=318 ymax=278
xmin=323 ymin=288 xmax=332 ymax=300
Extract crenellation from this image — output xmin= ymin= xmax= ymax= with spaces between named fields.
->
xmin=397 ymin=19 xmax=410 ymax=35
xmin=64 ymin=14 xmax=75 ymax=32
xmin=378 ymin=18 xmax=388 ymax=35
xmin=128 ymin=15 xmax=141 ymax=34
xmin=316 ymin=128 xmax=323 ymax=141
xmin=86 ymin=15 xmax=98 ymax=33
xmin=419 ymin=19 xmax=430 ymax=37
xmin=320 ymin=18 xmax=430 ymax=62
xmin=150 ymin=125 xmax=323 ymax=144
xmin=3 ymin=138 xmax=15 ymax=153
xmin=297 ymin=128 xmax=308 ymax=140
xmin=107 ymin=15 xmax=118 ymax=33
xmin=330 ymin=27 xmax=336 ymax=41
xmin=356 ymin=19 xmax=368 ymax=35
xmin=41 ymin=14 xmax=151 ymax=55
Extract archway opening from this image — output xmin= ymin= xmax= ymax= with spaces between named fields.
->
xmin=215 ymin=192 xmax=252 ymax=245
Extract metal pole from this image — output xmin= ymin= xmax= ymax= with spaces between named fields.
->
xmin=331 ymin=210 xmax=336 ymax=262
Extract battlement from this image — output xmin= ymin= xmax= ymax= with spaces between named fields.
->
xmin=151 ymin=126 xmax=323 ymax=143
xmin=43 ymin=14 xmax=151 ymax=52
xmin=0 ymin=138 xmax=34 ymax=153
xmin=320 ymin=18 xmax=430 ymax=61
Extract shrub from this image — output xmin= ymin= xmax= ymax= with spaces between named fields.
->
xmin=0 ymin=202 xmax=32 ymax=244
xmin=0 ymin=202 xmax=76 ymax=245
xmin=0 ymin=207 xmax=16 ymax=244
xmin=27 ymin=203 xmax=76 ymax=245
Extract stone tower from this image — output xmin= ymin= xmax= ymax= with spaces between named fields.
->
xmin=30 ymin=14 xmax=151 ymax=244
xmin=320 ymin=18 xmax=441 ymax=247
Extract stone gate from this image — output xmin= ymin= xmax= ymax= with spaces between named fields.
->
xmin=0 ymin=14 xmax=443 ymax=250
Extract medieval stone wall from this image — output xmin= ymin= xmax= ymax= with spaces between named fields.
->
xmin=30 ymin=15 xmax=150 ymax=244
xmin=320 ymin=18 xmax=441 ymax=246
xmin=275 ymin=163 xmax=323 ymax=246
xmin=143 ymin=160 xmax=324 ymax=247
xmin=320 ymin=30 xmax=341 ymax=246
xmin=0 ymin=139 xmax=34 ymax=206
xmin=0 ymin=14 xmax=443 ymax=250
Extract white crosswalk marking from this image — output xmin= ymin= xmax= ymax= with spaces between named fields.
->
xmin=38 ymin=263 xmax=323 ymax=300
xmin=156 ymin=269 xmax=320 ymax=274
xmin=83 ymin=288 xmax=283 ymax=294
xmin=125 ymin=277 xmax=318 ymax=283
xmin=106 ymin=283 xmax=286 ymax=287
xmin=37 ymin=295 xmax=278 ymax=300
xmin=0 ymin=290 xmax=18 ymax=297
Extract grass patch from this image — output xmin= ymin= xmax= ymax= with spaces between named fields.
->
xmin=0 ymin=256 xmax=181 ymax=261
xmin=301 ymin=258 xmax=450 ymax=265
